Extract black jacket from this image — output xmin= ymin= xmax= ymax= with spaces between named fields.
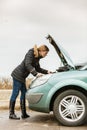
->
xmin=11 ymin=48 xmax=48 ymax=83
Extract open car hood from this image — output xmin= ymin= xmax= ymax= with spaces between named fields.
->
xmin=46 ymin=35 xmax=75 ymax=70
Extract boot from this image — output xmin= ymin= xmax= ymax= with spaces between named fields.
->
xmin=9 ymin=101 xmax=20 ymax=120
xmin=20 ymin=99 xmax=30 ymax=119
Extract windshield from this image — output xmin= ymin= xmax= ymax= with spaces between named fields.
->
xmin=80 ymin=65 xmax=87 ymax=70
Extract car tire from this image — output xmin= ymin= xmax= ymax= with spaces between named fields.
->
xmin=53 ymin=89 xmax=87 ymax=126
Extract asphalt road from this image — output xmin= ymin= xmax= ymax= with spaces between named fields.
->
xmin=0 ymin=110 xmax=87 ymax=130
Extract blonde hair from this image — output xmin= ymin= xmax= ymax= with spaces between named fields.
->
xmin=34 ymin=44 xmax=49 ymax=57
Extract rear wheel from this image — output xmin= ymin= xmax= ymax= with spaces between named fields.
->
xmin=53 ymin=89 xmax=87 ymax=126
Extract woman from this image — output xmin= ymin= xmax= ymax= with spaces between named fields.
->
xmin=9 ymin=44 xmax=51 ymax=120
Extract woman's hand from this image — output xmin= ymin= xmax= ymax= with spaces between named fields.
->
xmin=47 ymin=71 xmax=53 ymax=74
xmin=36 ymin=73 xmax=43 ymax=78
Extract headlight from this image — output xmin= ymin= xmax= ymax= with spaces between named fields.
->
xmin=30 ymin=74 xmax=52 ymax=88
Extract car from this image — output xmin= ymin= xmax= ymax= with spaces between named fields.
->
xmin=26 ymin=35 xmax=87 ymax=126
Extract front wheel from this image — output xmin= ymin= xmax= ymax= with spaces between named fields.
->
xmin=53 ymin=89 xmax=87 ymax=126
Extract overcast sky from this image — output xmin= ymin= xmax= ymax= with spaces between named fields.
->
xmin=0 ymin=0 xmax=87 ymax=77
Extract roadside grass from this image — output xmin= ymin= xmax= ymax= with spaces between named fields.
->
xmin=0 ymin=77 xmax=32 ymax=89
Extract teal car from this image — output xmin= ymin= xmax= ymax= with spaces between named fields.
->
xmin=26 ymin=35 xmax=87 ymax=126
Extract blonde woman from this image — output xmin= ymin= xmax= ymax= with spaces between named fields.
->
xmin=9 ymin=44 xmax=52 ymax=120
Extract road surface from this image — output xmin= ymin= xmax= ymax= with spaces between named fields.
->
xmin=0 ymin=110 xmax=87 ymax=130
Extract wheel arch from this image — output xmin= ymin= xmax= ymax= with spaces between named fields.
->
xmin=50 ymin=85 xmax=87 ymax=111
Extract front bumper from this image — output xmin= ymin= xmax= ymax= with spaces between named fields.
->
xmin=26 ymin=88 xmax=50 ymax=113
xmin=26 ymin=82 xmax=53 ymax=113
xmin=26 ymin=93 xmax=43 ymax=104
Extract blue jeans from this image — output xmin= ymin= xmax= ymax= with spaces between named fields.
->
xmin=10 ymin=78 xmax=27 ymax=102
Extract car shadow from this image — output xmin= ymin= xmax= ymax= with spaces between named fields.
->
xmin=25 ymin=112 xmax=59 ymax=126
xmin=24 ymin=111 xmax=87 ymax=127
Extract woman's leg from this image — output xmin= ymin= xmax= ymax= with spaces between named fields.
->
xmin=9 ymin=78 xmax=21 ymax=119
xmin=20 ymin=83 xmax=30 ymax=119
